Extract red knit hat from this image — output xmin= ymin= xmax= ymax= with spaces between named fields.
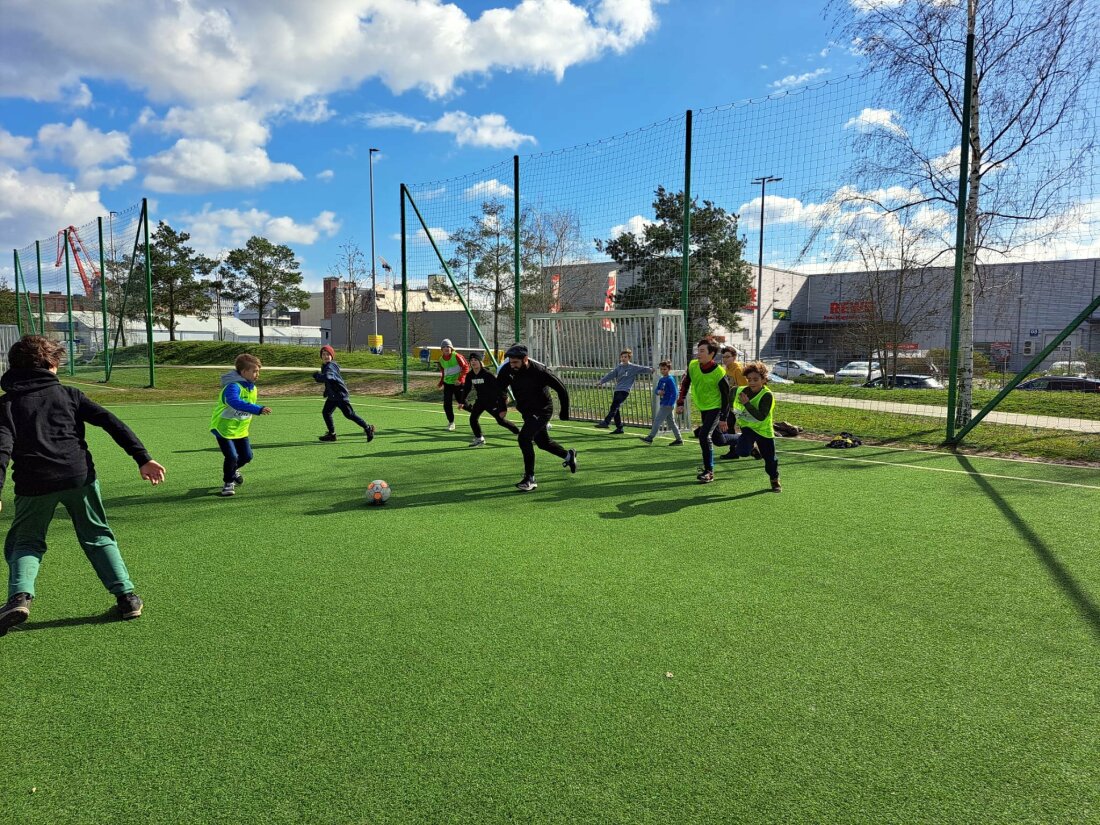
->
xmin=320 ymin=345 xmax=335 ymax=358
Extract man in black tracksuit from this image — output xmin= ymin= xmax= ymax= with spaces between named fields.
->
xmin=0 ymin=335 xmax=166 ymax=635
xmin=459 ymin=352 xmax=519 ymax=446
xmin=495 ymin=344 xmax=577 ymax=492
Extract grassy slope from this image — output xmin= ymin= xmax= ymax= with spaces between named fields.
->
xmin=1 ymin=398 xmax=1097 ymax=824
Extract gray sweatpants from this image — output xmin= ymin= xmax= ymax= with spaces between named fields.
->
xmin=645 ymin=405 xmax=682 ymax=441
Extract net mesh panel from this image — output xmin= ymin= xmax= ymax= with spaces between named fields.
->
xmin=404 ymin=159 xmax=514 ymax=367
xmin=10 ymin=202 xmax=151 ymax=386
xmin=526 ymin=309 xmax=687 ymax=427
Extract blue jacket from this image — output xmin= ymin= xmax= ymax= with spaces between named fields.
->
xmin=654 ymin=374 xmax=678 ymax=407
xmin=598 ymin=362 xmax=654 ymax=392
xmin=219 ymin=370 xmax=264 ymax=415
xmin=313 ymin=361 xmax=350 ymax=400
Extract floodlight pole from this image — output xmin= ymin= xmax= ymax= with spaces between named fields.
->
xmin=751 ymin=175 xmax=781 ymax=360
xmin=369 ymin=148 xmax=380 ymax=343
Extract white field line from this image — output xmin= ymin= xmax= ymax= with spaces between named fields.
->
xmin=98 ymin=396 xmax=1099 ymax=491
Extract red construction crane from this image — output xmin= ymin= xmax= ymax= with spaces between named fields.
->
xmin=55 ymin=226 xmax=100 ymax=296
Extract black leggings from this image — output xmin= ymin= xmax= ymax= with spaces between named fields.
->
xmin=697 ymin=408 xmax=725 ymax=471
xmin=724 ymin=429 xmax=779 ymax=479
xmin=442 ymin=384 xmax=464 ymax=424
xmin=322 ymin=397 xmax=368 ymax=433
xmin=518 ymin=412 xmax=568 ymax=477
xmin=469 ymin=403 xmax=520 ymax=438
xmin=602 ymin=390 xmax=630 ymax=428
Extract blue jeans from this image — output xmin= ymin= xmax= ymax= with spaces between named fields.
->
xmin=722 ymin=428 xmax=779 ymax=479
xmin=214 ymin=433 xmax=253 ymax=484
xmin=645 ymin=405 xmax=682 ymax=440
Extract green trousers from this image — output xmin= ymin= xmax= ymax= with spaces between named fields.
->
xmin=4 ymin=480 xmax=134 ymax=598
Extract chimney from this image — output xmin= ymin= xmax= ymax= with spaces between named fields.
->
xmin=323 ymin=277 xmax=340 ymax=320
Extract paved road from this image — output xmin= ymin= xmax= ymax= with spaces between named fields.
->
xmin=780 ymin=391 xmax=1100 ymax=433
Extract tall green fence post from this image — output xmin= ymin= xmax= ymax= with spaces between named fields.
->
xmin=681 ymin=110 xmax=693 ymax=350
xmin=946 ymin=31 xmax=975 ymax=442
xmin=63 ymin=231 xmax=75 ymax=375
xmin=400 ymin=184 xmax=409 ymax=394
xmin=513 ymin=154 xmax=521 ymax=343
xmin=142 ymin=199 xmax=155 ymax=388
xmin=13 ymin=250 xmax=21 ymax=334
xmin=36 ymin=240 xmax=44 ymax=334
xmin=98 ymin=217 xmax=110 ymax=381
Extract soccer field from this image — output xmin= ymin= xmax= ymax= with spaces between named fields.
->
xmin=3 ymin=396 xmax=1098 ymax=824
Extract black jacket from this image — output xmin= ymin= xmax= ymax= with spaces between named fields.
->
xmin=497 ymin=360 xmax=570 ymax=418
xmin=312 ymin=361 xmax=350 ymax=400
xmin=464 ymin=368 xmax=505 ymax=409
xmin=0 ymin=368 xmax=152 ymax=496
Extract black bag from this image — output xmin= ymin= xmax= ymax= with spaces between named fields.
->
xmin=774 ymin=420 xmax=803 ymax=438
xmin=826 ymin=431 xmax=862 ymax=448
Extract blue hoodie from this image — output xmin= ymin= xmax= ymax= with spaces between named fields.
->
xmin=313 ymin=361 xmax=350 ymax=400
xmin=218 ymin=370 xmax=265 ymax=416
xmin=654 ymin=374 xmax=678 ymax=407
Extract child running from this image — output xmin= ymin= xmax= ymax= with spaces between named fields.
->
xmin=718 ymin=345 xmax=756 ymax=461
xmin=210 ymin=353 xmax=272 ymax=497
xmin=723 ymin=361 xmax=782 ymax=492
xmin=496 ymin=344 xmax=577 ymax=492
xmin=0 ymin=335 xmax=166 ymax=634
xmin=675 ymin=338 xmax=730 ymax=484
xmin=314 ymin=345 xmax=376 ymax=443
xmin=595 ymin=349 xmax=655 ymax=433
xmin=640 ymin=360 xmax=684 ymax=445
xmin=437 ymin=339 xmax=469 ymax=431
xmin=460 ymin=352 xmax=519 ymax=446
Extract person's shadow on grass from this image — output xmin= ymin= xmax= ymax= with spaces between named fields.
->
xmin=14 ymin=609 xmax=120 ymax=633
xmin=600 ymin=487 xmax=773 ymax=519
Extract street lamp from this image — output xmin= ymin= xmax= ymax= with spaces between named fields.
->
xmin=369 ymin=147 xmax=380 ymax=349
xmin=751 ymin=175 xmax=782 ymax=360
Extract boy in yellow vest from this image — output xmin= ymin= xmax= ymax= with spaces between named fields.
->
xmin=210 ymin=353 xmax=272 ymax=497
xmin=724 ymin=361 xmax=781 ymax=492
xmin=437 ymin=339 xmax=469 ymax=431
xmin=675 ymin=337 xmax=730 ymax=484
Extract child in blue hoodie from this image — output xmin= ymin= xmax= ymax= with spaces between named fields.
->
xmin=314 ymin=345 xmax=375 ymax=443
xmin=210 ymin=353 xmax=271 ymax=497
xmin=640 ymin=360 xmax=684 ymax=445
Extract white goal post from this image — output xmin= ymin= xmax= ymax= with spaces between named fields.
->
xmin=526 ymin=308 xmax=691 ymax=428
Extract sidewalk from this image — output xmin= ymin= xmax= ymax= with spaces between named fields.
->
xmin=781 ymin=392 xmax=1100 ymax=434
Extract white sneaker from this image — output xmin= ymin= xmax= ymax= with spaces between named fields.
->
xmin=447 ymin=422 xmax=456 ymax=431
xmin=219 ymin=482 xmax=236 ymax=497
xmin=469 ymin=436 xmax=485 ymax=447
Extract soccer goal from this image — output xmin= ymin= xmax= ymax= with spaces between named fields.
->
xmin=526 ymin=308 xmax=690 ymax=428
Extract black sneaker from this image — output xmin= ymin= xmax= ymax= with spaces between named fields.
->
xmin=718 ymin=452 xmax=739 ymax=460
xmin=0 ymin=592 xmax=32 ymax=636
xmin=611 ymin=428 xmax=625 ymax=435
xmin=364 ymin=424 xmax=375 ymax=442
xmin=233 ymin=472 xmax=244 ymax=486
xmin=771 ymin=478 xmax=782 ymax=493
xmin=696 ymin=468 xmax=713 ymax=481
xmin=219 ymin=481 xmax=236 ymax=497
xmin=319 ymin=433 xmax=337 ymax=442
xmin=698 ymin=470 xmax=715 ymax=484
xmin=515 ymin=477 xmax=538 ymax=492
xmin=562 ymin=449 xmax=578 ymax=474
xmin=640 ymin=437 xmax=653 ymax=443
xmin=669 ymin=440 xmax=684 ymax=446
xmin=594 ymin=422 xmax=610 ymax=429
xmin=117 ymin=592 xmax=143 ymax=619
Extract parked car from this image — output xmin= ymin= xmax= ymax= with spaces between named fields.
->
xmin=1016 ymin=376 xmax=1100 ymax=392
xmin=766 ymin=372 xmax=793 ymax=385
xmin=835 ymin=361 xmax=882 ymax=383
xmin=863 ymin=374 xmax=944 ymax=390
xmin=771 ymin=359 xmax=827 ymax=379
xmin=1047 ymin=361 xmax=1088 ymax=378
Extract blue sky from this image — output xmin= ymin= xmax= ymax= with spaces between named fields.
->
xmin=0 ymin=1 xmax=872 ymax=291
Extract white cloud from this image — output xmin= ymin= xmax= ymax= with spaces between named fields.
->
xmin=366 ymin=110 xmax=535 ymax=149
xmin=0 ymin=1 xmax=661 ymax=105
xmin=770 ymin=68 xmax=831 ymax=89
xmin=80 ymin=164 xmax=137 ymax=189
xmin=391 ymin=226 xmax=450 ymax=243
xmin=0 ymin=128 xmax=32 ymax=162
xmin=844 ymin=107 xmax=905 ymax=136
xmin=317 ymin=169 xmax=334 ymax=181
xmin=464 ymin=178 xmax=513 ymax=200
xmin=178 ymin=206 xmax=341 ymax=253
xmin=285 ymin=97 xmax=335 ymax=124
xmin=609 ymin=215 xmax=654 ymax=241
xmin=0 ymin=163 xmax=106 ymax=253
xmin=144 ymin=139 xmax=303 ymax=193
xmin=37 ymin=119 xmax=130 ymax=170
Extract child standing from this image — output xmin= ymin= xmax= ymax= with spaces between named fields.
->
xmin=675 ymin=338 xmax=730 ymax=484
xmin=314 ymin=345 xmax=376 ymax=443
xmin=640 ymin=360 xmax=684 ymax=445
xmin=0 ymin=335 xmax=166 ymax=634
xmin=460 ymin=352 xmax=519 ymax=446
xmin=595 ymin=349 xmax=655 ymax=433
xmin=724 ymin=362 xmax=782 ymax=492
xmin=210 ymin=353 xmax=272 ymax=497
xmin=437 ymin=339 xmax=469 ymax=431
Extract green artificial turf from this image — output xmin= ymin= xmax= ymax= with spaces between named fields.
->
xmin=2 ymin=397 xmax=1098 ymax=824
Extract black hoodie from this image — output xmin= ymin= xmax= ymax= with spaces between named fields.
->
xmin=0 ymin=368 xmax=152 ymax=496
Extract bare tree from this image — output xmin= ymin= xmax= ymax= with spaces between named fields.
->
xmin=830 ymin=0 xmax=1098 ymax=426
xmin=525 ymin=209 xmax=588 ymax=312
xmin=330 ymin=240 xmax=368 ymax=352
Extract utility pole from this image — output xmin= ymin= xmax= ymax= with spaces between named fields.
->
xmin=751 ymin=175 xmax=781 ymax=360
xmin=369 ymin=147 xmax=380 ymax=348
